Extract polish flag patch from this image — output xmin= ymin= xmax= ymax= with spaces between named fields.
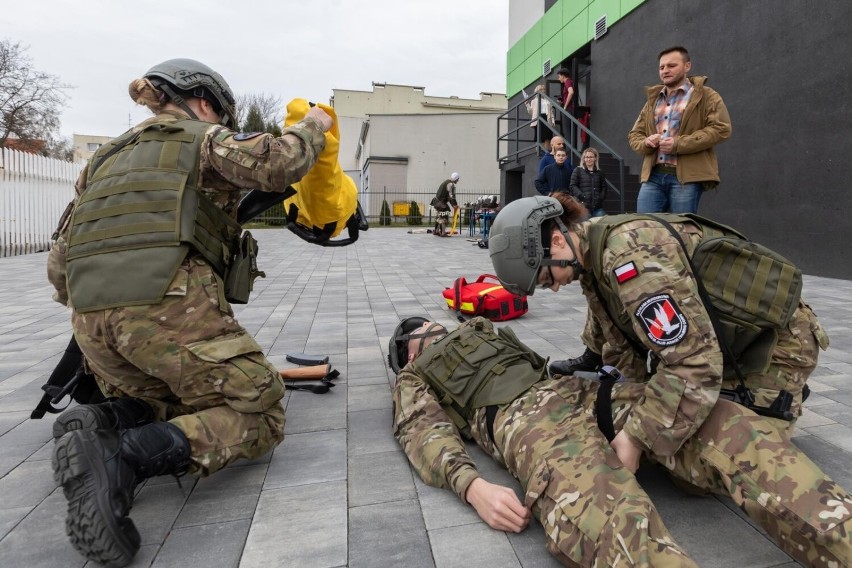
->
xmin=614 ymin=262 xmax=639 ymax=284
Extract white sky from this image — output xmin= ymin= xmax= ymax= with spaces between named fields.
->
xmin=1 ymin=0 xmax=509 ymax=139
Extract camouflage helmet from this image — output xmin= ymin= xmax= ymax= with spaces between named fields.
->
xmin=489 ymin=195 xmax=579 ymax=296
xmin=387 ymin=317 xmax=448 ymax=375
xmin=145 ymin=58 xmax=237 ymax=128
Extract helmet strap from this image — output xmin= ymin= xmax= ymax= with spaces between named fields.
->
xmin=548 ymin=217 xmax=585 ymax=275
xmin=403 ymin=324 xmax=448 ymax=357
xmin=156 ymin=82 xmax=200 ymax=121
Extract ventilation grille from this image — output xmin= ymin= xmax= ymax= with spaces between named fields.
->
xmin=543 ymin=58 xmax=552 ymax=76
xmin=595 ymin=15 xmax=608 ymax=39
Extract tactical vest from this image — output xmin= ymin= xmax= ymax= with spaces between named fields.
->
xmin=586 ymin=214 xmax=803 ymax=377
xmin=66 ymin=119 xmax=242 ymax=312
xmin=410 ymin=318 xmax=547 ymax=436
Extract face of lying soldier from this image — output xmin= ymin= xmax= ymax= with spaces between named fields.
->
xmin=406 ymin=322 xmax=447 ymax=363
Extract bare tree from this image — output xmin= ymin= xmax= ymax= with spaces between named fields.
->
xmin=235 ymin=92 xmax=284 ymax=131
xmin=0 ymin=40 xmax=71 ymax=157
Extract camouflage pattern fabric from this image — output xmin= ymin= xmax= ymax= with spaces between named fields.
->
xmin=393 ymin=337 xmax=852 ymax=566
xmin=394 ymin=370 xmax=696 ymax=566
xmin=609 ymin=390 xmax=852 ymax=567
xmin=47 ymin=109 xmax=324 ymax=475
xmin=72 ymin=257 xmax=285 ymax=477
xmin=572 ymin=219 xmax=828 ymax=455
xmin=47 ymin=110 xmax=326 ymax=308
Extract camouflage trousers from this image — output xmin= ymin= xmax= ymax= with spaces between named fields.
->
xmin=71 ymin=257 xmax=285 ymax=477
xmin=472 ymin=378 xmax=696 ymax=567
xmin=581 ymin=301 xmax=830 ymax=434
xmin=470 ymin=376 xmax=852 ymax=567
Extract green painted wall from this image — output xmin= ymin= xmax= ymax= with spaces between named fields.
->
xmin=506 ymin=0 xmax=647 ymax=96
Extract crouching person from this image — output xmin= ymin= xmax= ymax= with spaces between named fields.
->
xmin=389 ymin=316 xmax=852 ymax=567
xmin=47 ymin=57 xmax=332 ymax=567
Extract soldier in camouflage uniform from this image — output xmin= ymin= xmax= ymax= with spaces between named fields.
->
xmin=46 ymin=58 xmax=332 ymax=567
xmin=389 ymin=316 xmax=852 ymax=567
xmin=489 ymin=194 xmax=829 ymax=472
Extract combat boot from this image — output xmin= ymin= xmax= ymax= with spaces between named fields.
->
xmin=53 ymin=397 xmax=155 ymax=440
xmin=52 ymin=422 xmax=191 ymax=568
xmin=549 ymin=347 xmax=603 ymax=376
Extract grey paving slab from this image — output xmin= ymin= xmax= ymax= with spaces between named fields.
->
xmin=349 ymin=499 xmax=434 ymax=568
xmin=241 ymin=481 xmax=347 ymax=568
xmin=1 ymin=228 xmax=852 ymax=567
xmin=152 ymin=519 xmax=250 ymax=568
xmin=430 ymin=522 xmax=520 ymax=568
xmin=174 ymin=463 xmax=266 ymax=528
xmin=348 ymin=449 xmax=416 ymax=507
xmin=264 ymin=428 xmax=347 ymax=489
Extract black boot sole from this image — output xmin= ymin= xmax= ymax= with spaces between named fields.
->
xmin=52 ymin=405 xmax=110 ymax=440
xmin=52 ymin=431 xmax=140 ymax=567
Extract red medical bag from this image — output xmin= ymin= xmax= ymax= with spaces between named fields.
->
xmin=442 ymin=274 xmax=528 ymax=322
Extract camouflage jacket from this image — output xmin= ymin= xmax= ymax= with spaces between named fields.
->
xmin=47 ymin=110 xmax=326 ymax=306
xmin=576 ymin=218 xmax=723 ymax=457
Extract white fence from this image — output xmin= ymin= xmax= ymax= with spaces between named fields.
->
xmin=0 ymin=147 xmax=81 ymax=257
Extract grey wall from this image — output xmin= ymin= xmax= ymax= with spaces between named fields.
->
xmin=591 ymin=0 xmax=852 ymax=278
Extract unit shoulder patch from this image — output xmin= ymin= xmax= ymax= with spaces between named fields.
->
xmin=634 ymin=293 xmax=688 ymax=347
xmin=232 ymin=132 xmax=263 ymax=141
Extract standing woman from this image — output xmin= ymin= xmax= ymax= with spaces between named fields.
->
xmin=527 ymin=84 xmax=555 ymax=151
xmin=569 ymin=147 xmax=607 ymax=217
xmin=46 ymin=58 xmax=332 ymax=566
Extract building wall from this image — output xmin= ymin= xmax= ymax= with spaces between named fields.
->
xmin=506 ymin=0 xmax=645 ymax=97
xmin=72 ymin=134 xmax=111 ymax=163
xmin=333 ymin=83 xmax=507 ymax=172
xmin=505 ymin=0 xmax=852 ymax=279
xmin=362 ymin=113 xmax=502 ymax=192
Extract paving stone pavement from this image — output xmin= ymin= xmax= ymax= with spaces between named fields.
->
xmin=0 ymin=226 xmax=850 ymax=568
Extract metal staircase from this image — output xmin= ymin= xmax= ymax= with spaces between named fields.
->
xmin=497 ymin=92 xmax=640 ymax=213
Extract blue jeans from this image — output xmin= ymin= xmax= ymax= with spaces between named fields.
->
xmin=589 ymin=208 xmax=606 ymax=217
xmin=636 ymin=171 xmax=703 ymax=213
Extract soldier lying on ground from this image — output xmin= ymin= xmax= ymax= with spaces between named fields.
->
xmin=389 ymin=316 xmax=852 ymax=567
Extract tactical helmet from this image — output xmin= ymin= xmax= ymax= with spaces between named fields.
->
xmin=145 ymin=58 xmax=237 ymax=128
xmin=387 ymin=317 xmax=448 ymax=374
xmin=488 ymin=195 xmax=578 ymax=296
xmin=450 ymin=172 xmax=460 ymax=182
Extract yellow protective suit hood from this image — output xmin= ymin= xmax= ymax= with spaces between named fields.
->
xmin=283 ymin=99 xmax=364 ymax=246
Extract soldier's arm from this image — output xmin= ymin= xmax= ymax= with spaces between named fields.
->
xmin=47 ymin=164 xmax=89 ymax=306
xmin=201 ymin=117 xmax=326 ymax=193
xmin=603 ymin=239 xmax=723 ymax=457
xmin=392 ymin=369 xmax=480 ymax=501
xmin=672 ymin=89 xmax=732 ymax=155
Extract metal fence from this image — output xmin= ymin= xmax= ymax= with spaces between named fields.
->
xmin=249 ymin=188 xmax=502 ymax=236
xmin=0 ymin=147 xmax=81 ymax=257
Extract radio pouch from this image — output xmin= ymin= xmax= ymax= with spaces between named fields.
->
xmin=225 ymin=231 xmax=266 ymax=304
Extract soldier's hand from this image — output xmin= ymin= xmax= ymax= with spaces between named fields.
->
xmin=306 ymin=106 xmax=333 ymax=132
xmin=610 ymin=430 xmax=643 ymax=474
xmin=465 ymin=477 xmax=531 ymax=533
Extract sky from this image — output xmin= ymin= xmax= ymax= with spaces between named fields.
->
xmin=1 ymin=0 xmax=510 ymax=139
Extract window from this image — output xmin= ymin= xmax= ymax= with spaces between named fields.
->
xmin=87 ymin=143 xmax=101 ymax=152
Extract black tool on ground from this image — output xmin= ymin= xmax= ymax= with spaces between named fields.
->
xmin=285 ymin=352 xmax=330 ymax=366
xmin=286 ymin=370 xmax=340 ymax=394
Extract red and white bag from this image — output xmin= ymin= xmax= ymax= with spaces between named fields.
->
xmin=442 ymin=274 xmax=528 ymax=322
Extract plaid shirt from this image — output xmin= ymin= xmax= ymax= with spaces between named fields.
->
xmin=654 ymin=80 xmax=693 ymax=166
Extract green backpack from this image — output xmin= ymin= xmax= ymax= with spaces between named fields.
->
xmin=587 ymin=214 xmax=802 ymax=374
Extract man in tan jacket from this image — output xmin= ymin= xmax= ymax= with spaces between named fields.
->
xmin=628 ymin=46 xmax=731 ymax=213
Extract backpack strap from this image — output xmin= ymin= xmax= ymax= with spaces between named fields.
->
xmin=644 ymin=215 xmax=793 ymax=421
